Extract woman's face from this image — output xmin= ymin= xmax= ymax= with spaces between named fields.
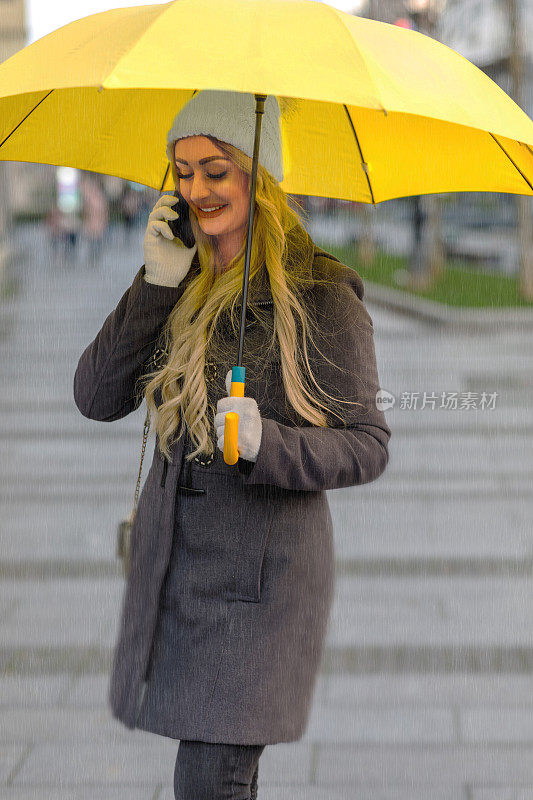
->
xmin=173 ymin=136 xmax=250 ymax=264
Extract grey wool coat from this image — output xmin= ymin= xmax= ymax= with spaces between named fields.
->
xmin=73 ymin=226 xmax=391 ymax=745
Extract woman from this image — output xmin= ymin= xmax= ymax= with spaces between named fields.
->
xmin=73 ymin=90 xmax=391 ymax=800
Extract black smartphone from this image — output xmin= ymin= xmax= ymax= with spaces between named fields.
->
xmin=167 ymin=189 xmax=196 ymax=249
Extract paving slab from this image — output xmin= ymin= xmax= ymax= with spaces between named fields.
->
xmin=0 ymin=675 xmax=70 ymax=706
xmin=301 ymin=702 xmax=456 ymax=744
xmin=63 ymin=674 xmax=119 ymax=707
xmin=12 ymin=739 xmax=311 ymax=787
xmin=472 ymin=790 xmax=533 ymax=800
xmin=0 ymin=579 xmax=122 ymax=648
xmin=0 ymin=746 xmax=28 ymax=784
xmin=0 ymin=500 xmax=130 ymax=563
xmin=0 ymin=789 xmax=157 ymax=800
xmin=160 ymin=786 xmax=465 ymax=800
xmin=12 ymin=739 xmax=177 ymax=786
xmin=324 ymin=674 xmax=533 ymax=706
xmin=329 ymin=495 xmax=533 ymax=562
xmin=461 ymin=706 xmax=533 ymax=744
xmin=327 ymin=575 xmax=533 ymax=648
xmin=315 ymin=744 xmax=533 ymax=785
xmin=1 ymin=707 xmax=154 ymax=744
xmin=1 ymin=438 xmax=149 ymax=480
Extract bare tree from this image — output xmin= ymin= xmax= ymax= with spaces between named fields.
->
xmin=356 ymin=202 xmax=377 ymax=267
xmin=506 ymin=0 xmax=533 ymax=299
xmin=404 ymin=1 xmax=446 ymax=291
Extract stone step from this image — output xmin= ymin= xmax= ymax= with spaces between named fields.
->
xmin=3 ymin=643 xmax=533 ymax=676
xmin=2 ymin=574 xmax=533 ymax=669
xmin=2 ymin=555 xmax=533 ymax=581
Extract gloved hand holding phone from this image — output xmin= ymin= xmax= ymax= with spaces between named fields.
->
xmin=143 ymin=191 xmax=197 ymax=287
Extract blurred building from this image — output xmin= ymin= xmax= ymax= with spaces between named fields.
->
xmin=0 ymin=0 xmax=27 ymax=290
xmin=436 ymin=0 xmax=533 ymax=272
xmin=0 ymin=3 xmax=57 ymax=221
xmin=360 ymin=0 xmax=419 ymax=24
xmin=437 ymin=0 xmax=533 ymax=117
xmin=0 ymin=0 xmax=26 ymax=62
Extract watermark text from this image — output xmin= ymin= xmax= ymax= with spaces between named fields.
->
xmin=376 ymin=390 xmax=498 ymax=412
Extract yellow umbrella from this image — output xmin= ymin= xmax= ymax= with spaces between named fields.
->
xmin=1 ymin=0 xmax=532 ymax=464
xmin=0 ymin=0 xmax=532 ymax=200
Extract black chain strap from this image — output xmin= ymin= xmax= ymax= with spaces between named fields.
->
xmin=131 ymin=342 xmax=169 ymax=514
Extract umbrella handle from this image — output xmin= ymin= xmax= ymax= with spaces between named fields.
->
xmin=223 ymin=365 xmax=245 ymax=465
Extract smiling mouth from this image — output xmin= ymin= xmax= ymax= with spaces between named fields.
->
xmin=197 ymin=204 xmax=228 ymax=217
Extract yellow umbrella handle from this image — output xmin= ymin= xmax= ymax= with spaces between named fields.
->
xmin=223 ymin=365 xmax=245 ymax=465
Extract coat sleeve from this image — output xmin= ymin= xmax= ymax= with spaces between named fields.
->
xmin=237 ymin=266 xmax=391 ymax=491
xmin=73 ymin=265 xmax=186 ymax=422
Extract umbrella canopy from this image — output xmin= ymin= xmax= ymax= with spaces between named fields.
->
xmin=0 ymin=0 xmax=532 ymax=202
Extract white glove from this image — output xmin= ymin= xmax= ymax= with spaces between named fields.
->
xmin=215 ymin=369 xmax=263 ymax=462
xmin=143 ymin=194 xmax=197 ymax=287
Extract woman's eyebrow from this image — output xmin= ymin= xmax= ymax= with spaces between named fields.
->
xmin=175 ymin=156 xmax=230 ymax=165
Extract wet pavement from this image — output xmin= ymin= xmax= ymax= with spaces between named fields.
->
xmin=1 ymin=221 xmax=533 ymax=798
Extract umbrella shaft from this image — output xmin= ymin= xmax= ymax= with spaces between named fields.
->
xmin=237 ymin=94 xmax=267 ymax=369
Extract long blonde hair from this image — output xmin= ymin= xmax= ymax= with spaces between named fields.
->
xmin=138 ymin=135 xmax=365 ymax=463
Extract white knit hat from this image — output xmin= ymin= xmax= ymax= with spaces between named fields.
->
xmin=166 ymin=90 xmax=284 ymax=183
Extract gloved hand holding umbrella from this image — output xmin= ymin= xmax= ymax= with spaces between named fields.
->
xmin=214 ymin=369 xmax=262 ymax=463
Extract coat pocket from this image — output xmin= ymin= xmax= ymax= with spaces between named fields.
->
xmin=232 ymin=489 xmax=276 ymax=603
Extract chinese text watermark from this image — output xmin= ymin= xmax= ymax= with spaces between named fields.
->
xmin=376 ymin=390 xmax=498 ymax=412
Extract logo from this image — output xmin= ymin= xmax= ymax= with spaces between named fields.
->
xmin=376 ymin=389 xmax=395 ymax=411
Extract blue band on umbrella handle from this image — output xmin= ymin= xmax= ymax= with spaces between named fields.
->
xmin=231 ymin=365 xmax=245 ymax=383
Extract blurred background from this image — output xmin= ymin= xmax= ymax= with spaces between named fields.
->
xmin=1 ymin=0 xmax=533 ymax=297
xmin=1 ymin=1 xmax=533 ymax=799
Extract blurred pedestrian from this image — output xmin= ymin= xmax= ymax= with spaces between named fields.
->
xmin=45 ymin=203 xmax=82 ymax=267
xmin=120 ymin=182 xmax=143 ymax=243
xmin=80 ymin=173 xmax=109 ymax=267
xmin=48 ymin=166 xmax=82 ymax=267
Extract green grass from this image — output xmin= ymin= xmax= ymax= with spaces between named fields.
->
xmin=0 ymin=275 xmax=20 ymax=301
xmin=323 ymin=243 xmax=533 ymax=309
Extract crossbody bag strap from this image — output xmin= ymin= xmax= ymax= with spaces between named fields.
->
xmin=128 ymin=340 xmax=169 ymax=522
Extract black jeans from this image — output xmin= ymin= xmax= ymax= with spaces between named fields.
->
xmin=174 ymin=739 xmax=265 ymax=800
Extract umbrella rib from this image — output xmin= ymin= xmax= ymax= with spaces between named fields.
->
xmin=0 ymin=90 xmax=54 ymax=151
xmin=489 ymin=132 xmax=533 ymax=193
xmin=159 ymin=162 xmax=170 ymax=193
xmin=343 ymin=104 xmax=375 ymax=205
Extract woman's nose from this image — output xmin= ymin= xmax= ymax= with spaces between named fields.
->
xmin=189 ymin=175 xmax=213 ymax=204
